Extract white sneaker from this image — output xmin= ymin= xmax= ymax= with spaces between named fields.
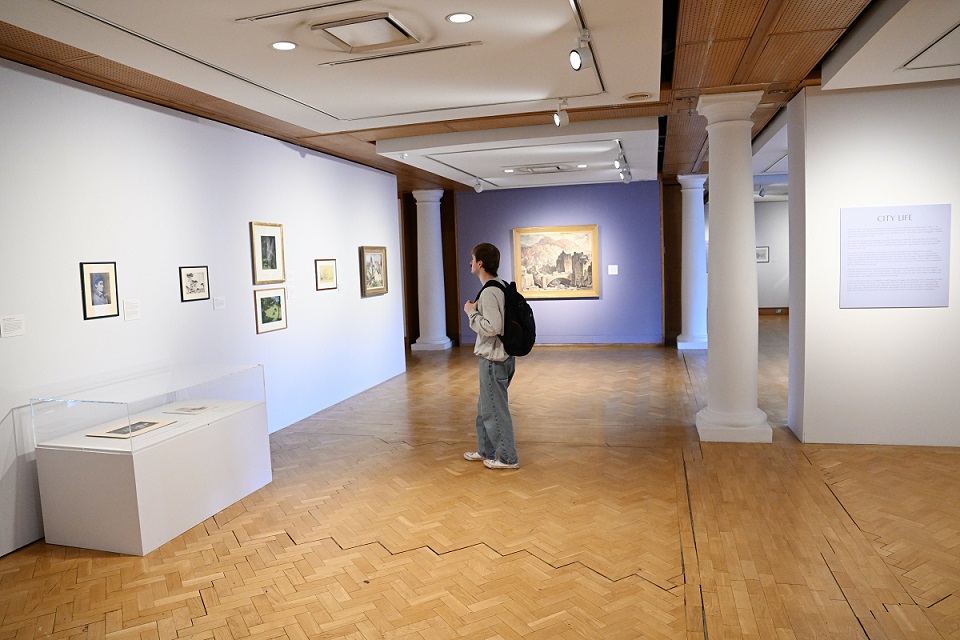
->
xmin=463 ymin=451 xmax=487 ymax=461
xmin=483 ymin=459 xmax=519 ymax=470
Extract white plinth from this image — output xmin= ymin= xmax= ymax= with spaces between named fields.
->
xmin=36 ymin=401 xmax=271 ymax=555
xmin=677 ymin=335 xmax=708 ymax=350
xmin=411 ymin=338 xmax=453 ymax=351
xmin=696 ymin=406 xmax=772 ymax=442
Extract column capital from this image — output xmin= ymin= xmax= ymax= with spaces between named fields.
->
xmin=697 ymin=91 xmax=764 ymax=125
xmin=412 ymin=189 xmax=443 ymax=204
xmin=677 ymin=174 xmax=707 ymax=190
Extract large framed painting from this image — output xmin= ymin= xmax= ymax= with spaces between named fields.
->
xmin=512 ymin=225 xmax=600 ymax=299
xmin=254 ymin=287 xmax=287 ymax=334
xmin=80 ymin=261 xmax=120 ymax=319
xmin=179 ymin=266 xmax=210 ymax=302
xmin=359 ymin=246 xmax=388 ymax=297
xmin=250 ymin=222 xmax=286 ymax=284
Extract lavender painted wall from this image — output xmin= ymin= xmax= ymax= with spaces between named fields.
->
xmin=456 ymin=181 xmax=662 ymax=345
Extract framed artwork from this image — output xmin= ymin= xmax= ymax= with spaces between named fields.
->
xmin=756 ymin=246 xmax=770 ymax=263
xmin=315 ymin=258 xmax=338 ymax=291
xmin=87 ymin=418 xmax=176 ymax=439
xmin=179 ymin=266 xmax=210 ymax=302
xmin=512 ymin=225 xmax=600 ymax=299
xmin=359 ymin=246 xmax=388 ymax=297
xmin=79 ymin=261 xmax=119 ymax=320
xmin=250 ymin=222 xmax=286 ymax=284
xmin=254 ymin=287 xmax=287 ymax=333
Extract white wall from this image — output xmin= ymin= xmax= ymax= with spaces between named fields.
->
xmin=0 ymin=60 xmax=406 ymax=553
xmin=755 ymin=200 xmax=789 ymax=308
xmin=789 ymin=83 xmax=960 ymax=445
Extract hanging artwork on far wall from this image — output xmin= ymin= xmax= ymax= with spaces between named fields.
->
xmin=254 ymin=287 xmax=287 ymax=333
xmin=250 ymin=222 xmax=286 ymax=284
xmin=315 ymin=259 xmax=337 ymax=291
xmin=80 ymin=261 xmax=120 ymax=319
xmin=179 ymin=266 xmax=210 ymax=302
xmin=359 ymin=246 xmax=388 ymax=297
xmin=512 ymin=225 xmax=600 ymax=299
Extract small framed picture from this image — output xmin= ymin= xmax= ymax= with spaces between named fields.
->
xmin=359 ymin=246 xmax=388 ymax=297
xmin=254 ymin=287 xmax=287 ymax=334
xmin=179 ymin=266 xmax=210 ymax=302
xmin=80 ymin=261 xmax=119 ymax=320
xmin=250 ymin=221 xmax=286 ymax=284
xmin=315 ymin=259 xmax=338 ymax=291
xmin=756 ymin=246 xmax=770 ymax=263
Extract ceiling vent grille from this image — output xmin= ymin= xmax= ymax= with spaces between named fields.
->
xmin=311 ymin=13 xmax=419 ymax=53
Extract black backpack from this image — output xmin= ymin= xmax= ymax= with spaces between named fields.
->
xmin=477 ymin=279 xmax=536 ymax=356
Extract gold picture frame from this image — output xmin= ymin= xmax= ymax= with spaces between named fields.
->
xmin=250 ymin=222 xmax=286 ymax=284
xmin=359 ymin=246 xmax=388 ymax=297
xmin=512 ymin=225 xmax=600 ymax=299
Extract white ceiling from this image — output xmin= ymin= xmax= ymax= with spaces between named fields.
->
xmin=0 ymin=0 xmax=663 ymax=190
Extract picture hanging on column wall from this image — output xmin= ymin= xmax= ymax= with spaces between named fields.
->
xmin=250 ymin=222 xmax=286 ymax=284
xmin=80 ymin=261 xmax=120 ymax=320
xmin=254 ymin=287 xmax=287 ymax=333
xmin=756 ymin=246 xmax=769 ymax=263
xmin=512 ymin=225 xmax=600 ymax=299
xmin=315 ymin=259 xmax=338 ymax=291
xmin=359 ymin=246 xmax=388 ymax=297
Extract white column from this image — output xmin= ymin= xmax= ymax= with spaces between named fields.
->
xmin=677 ymin=174 xmax=708 ymax=350
xmin=410 ymin=189 xmax=453 ymax=351
xmin=695 ymin=92 xmax=772 ymax=442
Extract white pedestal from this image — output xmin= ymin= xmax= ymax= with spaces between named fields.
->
xmin=36 ymin=401 xmax=271 ymax=555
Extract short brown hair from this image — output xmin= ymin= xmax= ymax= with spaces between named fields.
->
xmin=472 ymin=243 xmax=500 ymax=276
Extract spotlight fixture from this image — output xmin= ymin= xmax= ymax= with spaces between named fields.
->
xmin=614 ymin=153 xmax=625 ymax=170
xmin=620 ymin=168 xmax=632 ymax=184
xmin=569 ymin=29 xmax=594 ymax=71
xmin=474 ymin=179 xmax=483 ymax=193
xmin=759 ymin=186 xmax=766 ymax=198
xmin=553 ymin=99 xmax=569 ymax=127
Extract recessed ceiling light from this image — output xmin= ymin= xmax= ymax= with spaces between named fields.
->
xmin=272 ymin=41 xmax=297 ymax=51
xmin=446 ymin=13 xmax=474 ymax=24
xmin=577 ymin=164 xmax=588 ymax=169
xmin=503 ymin=169 xmax=514 ymax=173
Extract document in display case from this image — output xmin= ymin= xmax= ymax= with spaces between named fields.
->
xmin=30 ymin=364 xmax=271 ymax=555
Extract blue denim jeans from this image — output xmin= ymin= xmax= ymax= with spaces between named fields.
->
xmin=475 ymin=356 xmax=518 ymax=465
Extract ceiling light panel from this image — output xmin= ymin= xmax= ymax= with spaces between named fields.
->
xmin=311 ymin=13 xmax=419 ymax=53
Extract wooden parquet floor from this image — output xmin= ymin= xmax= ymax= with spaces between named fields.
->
xmin=3 ymin=317 xmax=959 ymax=639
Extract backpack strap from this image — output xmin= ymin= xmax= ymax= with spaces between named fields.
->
xmin=476 ymin=278 xmax=506 ymax=302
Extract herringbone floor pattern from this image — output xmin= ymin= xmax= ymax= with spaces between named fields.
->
xmin=2 ymin=317 xmax=958 ymax=638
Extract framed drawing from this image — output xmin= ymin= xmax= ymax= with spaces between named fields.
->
xmin=250 ymin=222 xmax=286 ymax=284
xmin=254 ymin=287 xmax=287 ymax=333
xmin=315 ymin=258 xmax=338 ymax=291
xmin=80 ymin=261 xmax=120 ymax=319
xmin=359 ymin=246 xmax=388 ymax=297
xmin=179 ymin=266 xmax=210 ymax=302
xmin=512 ymin=225 xmax=600 ymax=299
xmin=756 ymin=246 xmax=770 ymax=263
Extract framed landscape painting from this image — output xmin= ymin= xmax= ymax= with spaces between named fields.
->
xmin=250 ymin=222 xmax=286 ymax=284
xmin=254 ymin=287 xmax=287 ymax=333
xmin=359 ymin=246 xmax=387 ymax=297
xmin=315 ymin=259 xmax=337 ymax=291
xmin=512 ymin=225 xmax=600 ymax=299
xmin=80 ymin=261 xmax=119 ymax=319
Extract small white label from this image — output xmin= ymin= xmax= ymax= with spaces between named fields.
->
xmin=0 ymin=315 xmax=26 ymax=338
xmin=213 ymin=297 xmax=226 ymax=310
xmin=123 ymin=299 xmax=142 ymax=321
xmin=607 ymin=265 xmax=619 ymax=275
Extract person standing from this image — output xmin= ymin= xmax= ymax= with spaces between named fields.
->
xmin=463 ymin=243 xmax=519 ymax=470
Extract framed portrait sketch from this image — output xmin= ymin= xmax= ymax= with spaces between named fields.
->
xmin=179 ymin=266 xmax=210 ymax=302
xmin=756 ymin=246 xmax=770 ymax=263
xmin=79 ymin=261 xmax=119 ymax=319
xmin=512 ymin=225 xmax=600 ymax=299
xmin=359 ymin=246 xmax=388 ymax=297
xmin=315 ymin=259 xmax=337 ymax=291
xmin=250 ymin=222 xmax=286 ymax=284
xmin=254 ymin=287 xmax=287 ymax=334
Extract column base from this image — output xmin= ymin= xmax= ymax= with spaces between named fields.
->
xmin=411 ymin=338 xmax=453 ymax=351
xmin=696 ymin=406 xmax=772 ymax=442
xmin=677 ymin=334 xmax=708 ymax=350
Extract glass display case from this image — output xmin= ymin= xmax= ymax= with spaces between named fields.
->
xmin=30 ymin=364 xmax=271 ymax=555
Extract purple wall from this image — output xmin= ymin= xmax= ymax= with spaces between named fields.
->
xmin=456 ymin=181 xmax=662 ymax=345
